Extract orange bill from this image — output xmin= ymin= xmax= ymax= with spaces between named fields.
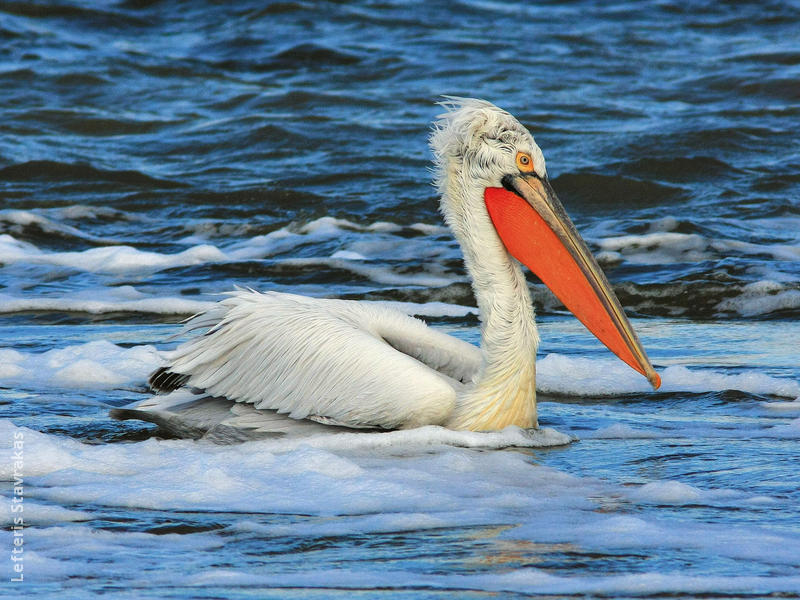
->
xmin=485 ymin=175 xmax=661 ymax=388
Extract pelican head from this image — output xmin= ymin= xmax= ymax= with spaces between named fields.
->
xmin=430 ymin=98 xmax=659 ymax=430
xmin=431 ymin=97 xmax=547 ymax=197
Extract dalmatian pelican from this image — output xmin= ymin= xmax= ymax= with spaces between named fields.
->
xmin=113 ymin=98 xmax=659 ymax=439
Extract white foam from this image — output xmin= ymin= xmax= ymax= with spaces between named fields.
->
xmin=0 ymin=421 xmax=571 ymax=518
xmin=597 ymin=231 xmax=712 ymax=264
xmin=240 ymin=425 xmax=574 ymax=456
xmin=365 ymin=221 xmax=400 ymax=232
xmin=203 ymin=567 xmax=800 ymax=597
xmin=0 ymin=340 xmax=161 ymax=390
xmin=0 ymin=233 xmax=226 ymax=274
xmin=0 ymin=216 xmax=457 ymax=290
xmin=0 ymin=498 xmax=90 ymax=526
xmin=595 ymin=222 xmax=800 ymax=266
xmin=222 ymin=225 xmax=326 ymax=259
xmin=0 ymin=284 xmax=474 ymax=318
xmin=165 ymin=569 xmax=800 ymax=596
xmin=330 ymin=249 xmax=367 ymax=260
xmin=716 ymin=280 xmax=800 ymax=317
xmin=217 ymin=216 xmax=380 ymax=259
xmin=410 ymin=222 xmax=449 ymax=235
xmin=0 ymin=286 xmax=215 ymax=315
xmin=299 ymin=215 xmax=359 ymax=235
xmin=0 ymin=209 xmax=119 ymax=244
xmin=47 ymin=204 xmax=136 ymax=221
xmin=658 ymin=364 xmax=800 ymax=398
xmin=2 ymin=418 xmax=799 ymax=592
xmin=761 ymin=399 xmax=800 ymax=411
xmin=537 ymin=353 xmax=800 ymax=398
xmin=627 ymin=480 xmax=703 ymax=504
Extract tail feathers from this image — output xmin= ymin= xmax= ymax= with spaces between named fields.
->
xmin=149 ymin=366 xmax=190 ymax=394
xmin=110 ymin=393 xmax=235 ymax=440
xmin=110 ymin=391 xmax=336 ymax=443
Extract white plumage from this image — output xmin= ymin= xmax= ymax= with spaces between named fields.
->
xmin=166 ymin=289 xmax=481 ymax=430
xmin=113 ymin=98 xmax=658 ymax=439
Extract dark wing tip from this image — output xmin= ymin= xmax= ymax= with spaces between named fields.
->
xmin=148 ymin=366 xmax=190 ymax=394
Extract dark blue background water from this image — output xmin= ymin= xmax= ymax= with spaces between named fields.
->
xmin=3 ymin=0 xmax=799 ymax=316
xmin=1 ymin=1 xmax=799 ymax=598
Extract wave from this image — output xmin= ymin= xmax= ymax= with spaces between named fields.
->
xmin=0 ymin=2 xmax=150 ymax=28
xmin=16 ymin=207 xmax=797 ymax=271
xmin=612 ymin=155 xmax=735 ymax=181
xmin=46 ymin=204 xmax=140 ymax=222
xmin=14 ymin=107 xmax=182 ymax=137
xmin=3 ymin=213 xmax=798 ymax=318
xmin=0 ymin=209 xmax=121 ymax=247
xmin=0 ymin=161 xmax=185 ymax=188
xmin=198 ymin=44 xmax=364 ymax=75
xmin=0 ymin=288 xmax=474 ymax=320
xmin=0 ymin=233 xmax=227 ymax=274
xmin=714 ymin=280 xmax=800 ymax=317
xmin=552 ymin=172 xmax=686 ymax=210
xmin=374 ymin=280 xmax=800 ymax=320
xmin=0 ymin=214 xmax=457 ymax=274
xmin=0 ymin=66 xmax=34 ymax=81
xmin=0 ymin=288 xmax=215 ymax=317
xmin=268 ymin=43 xmax=362 ymax=68
xmin=595 ymin=229 xmax=800 ymax=265
xmin=608 ymin=279 xmax=800 ymax=319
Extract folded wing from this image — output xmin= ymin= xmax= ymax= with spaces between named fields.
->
xmin=153 ymin=290 xmax=482 ymax=430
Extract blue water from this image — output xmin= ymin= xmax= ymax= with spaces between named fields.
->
xmin=1 ymin=1 xmax=799 ymax=598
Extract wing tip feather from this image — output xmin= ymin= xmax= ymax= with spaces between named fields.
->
xmin=148 ymin=366 xmax=190 ymax=394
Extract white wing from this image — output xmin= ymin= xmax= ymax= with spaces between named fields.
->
xmin=155 ymin=290 xmax=482 ymax=429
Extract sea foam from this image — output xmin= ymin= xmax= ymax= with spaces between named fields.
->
xmin=537 ymin=353 xmax=800 ymax=398
xmin=1 ymin=418 xmax=799 ymax=592
xmin=0 ymin=340 xmax=162 ymax=390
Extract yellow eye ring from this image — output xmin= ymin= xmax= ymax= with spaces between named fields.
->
xmin=516 ymin=152 xmax=534 ymax=173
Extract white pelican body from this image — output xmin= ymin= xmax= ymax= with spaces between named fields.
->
xmin=115 ymin=99 xmax=659 ymax=438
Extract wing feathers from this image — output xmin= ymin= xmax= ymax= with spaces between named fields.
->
xmin=157 ymin=291 xmax=480 ymax=429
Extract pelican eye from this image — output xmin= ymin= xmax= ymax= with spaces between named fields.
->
xmin=516 ymin=152 xmax=534 ymax=173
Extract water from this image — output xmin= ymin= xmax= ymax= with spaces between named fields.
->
xmin=1 ymin=1 xmax=799 ymax=597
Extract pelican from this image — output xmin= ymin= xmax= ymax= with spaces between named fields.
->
xmin=113 ymin=98 xmax=659 ymax=439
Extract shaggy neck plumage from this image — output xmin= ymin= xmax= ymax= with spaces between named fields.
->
xmin=440 ymin=170 xmax=540 ymax=430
